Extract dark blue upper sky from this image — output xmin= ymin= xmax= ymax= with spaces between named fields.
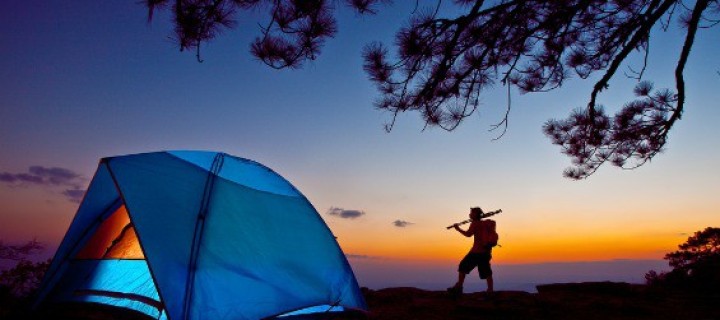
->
xmin=1 ymin=1 xmax=719 ymax=268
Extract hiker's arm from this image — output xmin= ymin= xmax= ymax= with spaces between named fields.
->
xmin=454 ymin=223 xmax=474 ymax=237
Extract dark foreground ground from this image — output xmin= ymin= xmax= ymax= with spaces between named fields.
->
xmin=360 ymin=282 xmax=720 ymax=320
xmin=4 ymin=282 xmax=719 ymax=319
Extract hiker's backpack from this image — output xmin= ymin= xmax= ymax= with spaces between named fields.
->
xmin=481 ymin=219 xmax=499 ymax=247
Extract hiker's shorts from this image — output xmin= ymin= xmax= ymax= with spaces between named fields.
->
xmin=458 ymin=252 xmax=492 ymax=279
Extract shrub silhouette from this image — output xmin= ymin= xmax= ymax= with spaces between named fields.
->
xmin=646 ymin=227 xmax=720 ymax=293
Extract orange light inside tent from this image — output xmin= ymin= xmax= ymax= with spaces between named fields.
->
xmin=75 ymin=205 xmax=144 ymax=259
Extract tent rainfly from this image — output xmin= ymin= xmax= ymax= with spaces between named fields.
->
xmin=35 ymin=151 xmax=367 ymax=319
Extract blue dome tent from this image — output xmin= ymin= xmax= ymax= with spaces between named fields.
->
xmin=35 ymin=151 xmax=367 ymax=319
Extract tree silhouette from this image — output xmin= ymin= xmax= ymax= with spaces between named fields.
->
xmin=0 ymin=240 xmax=41 ymax=261
xmin=0 ymin=260 xmax=51 ymax=298
xmin=646 ymin=227 xmax=720 ymax=292
xmin=0 ymin=240 xmax=48 ymax=298
xmin=144 ymin=0 xmax=386 ymax=64
xmin=145 ymin=0 xmax=719 ymax=178
xmin=666 ymin=227 xmax=720 ymax=273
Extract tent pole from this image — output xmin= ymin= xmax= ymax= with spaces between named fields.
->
xmin=181 ymin=153 xmax=224 ymax=320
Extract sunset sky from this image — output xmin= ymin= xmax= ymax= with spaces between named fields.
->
xmin=1 ymin=1 xmax=718 ymax=289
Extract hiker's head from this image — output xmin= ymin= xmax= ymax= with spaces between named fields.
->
xmin=470 ymin=207 xmax=484 ymax=220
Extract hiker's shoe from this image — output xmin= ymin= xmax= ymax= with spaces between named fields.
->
xmin=447 ymin=285 xmax=463 ymax=300
xmin=446 ymin=285 xmax=463 ymax=293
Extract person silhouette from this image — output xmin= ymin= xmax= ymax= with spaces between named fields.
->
xmin=448 ymin=207 xmax=497 ymax=298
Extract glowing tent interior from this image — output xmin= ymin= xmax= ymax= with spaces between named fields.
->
xmin=35 ymin=151 xmax=367 ymax=319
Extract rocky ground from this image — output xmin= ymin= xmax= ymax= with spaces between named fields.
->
xmin=4 ymin=282 xmax=719 ymax=319
xmin=359 ymin=282 xmax=720 ymax=320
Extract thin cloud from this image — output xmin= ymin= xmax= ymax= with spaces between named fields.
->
xmin=393 ymin=220 xmax=414 ymax=227
xmin=346 ymin=254 xmax=371 ymax=259
xmin=326 ymin=207 xmax=366 ymax=219
xmin=29 ymin=166 xmax=81 ymax=186
xmin=1 ymin=166 xmax=82 ymax=188
xmin=0 ymin=172 xmax=43 ymax=184
xmin=1 ymin=166 xmax=86 ymax=203
xmin=62 ymin=188 xmax=86 ymax=203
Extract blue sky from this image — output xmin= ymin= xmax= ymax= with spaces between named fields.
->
xmin=1 ymin=1 xmax=719 ymax=288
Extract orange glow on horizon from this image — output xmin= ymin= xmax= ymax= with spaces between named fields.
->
xmin=336 ymin=227 xmax=687 ymax=264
